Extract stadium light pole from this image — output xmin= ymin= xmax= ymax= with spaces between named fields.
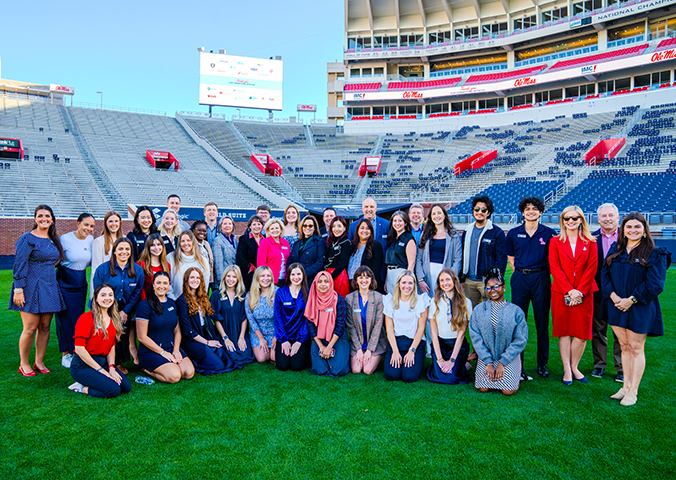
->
xmin=96 ymin=91 xmax=102 ymax=109
xmin=236 ymin=108 xmax=241 ymax=119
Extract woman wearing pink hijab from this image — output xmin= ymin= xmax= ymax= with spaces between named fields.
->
xmin=305 ymin=271 xmax=350 ymax=377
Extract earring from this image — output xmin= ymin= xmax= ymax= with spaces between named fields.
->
xmin=643 ymin=233 xmax=647 ymax=238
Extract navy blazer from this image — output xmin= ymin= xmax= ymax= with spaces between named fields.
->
xmin=359 ymin=242 xmax=384 ymax=293
xmin=289 ymin=235 xmax=326 ymax=285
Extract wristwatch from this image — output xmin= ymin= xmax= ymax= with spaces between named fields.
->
xmin=410 ymin=347 xmax=416 ymax=353
xmin=630 ymin=296 xmax=638 ymax=304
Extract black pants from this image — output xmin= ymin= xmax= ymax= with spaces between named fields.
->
xmin=275 ymin=340 xmax=310 ymax=372
xmin=510 ymin=270 xmax=551 ymax=369
xmin=384 ymin=336 xmax=425 ymax=383
xmin=70 ymin=354 xmax=132 ymax=399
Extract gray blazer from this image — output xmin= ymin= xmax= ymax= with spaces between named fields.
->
xmin=345 ymin=290 xmax=387 ymax=356
xmin=468 ymin=301 xmax=528 ymax=366
xmin=415 ymin=232 xmax=462 ymax=289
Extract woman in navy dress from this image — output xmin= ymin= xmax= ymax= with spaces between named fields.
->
xmin=289 ymin=215 xmax=326 ymax=287
xmin=427 ymin=268 xmax=473 ymax=384
xmin=92 ymin=237 xmax=144 ymax=371
xmin=177 ymin=267 xmax=236 ymax=375
xmin=12 ymin=204 xmax=67 ymax=376
xmin=306 ymin=271 xmax=350 ymax=377
xmin=68 ymin=283 xmax=132 ymax=398
xmin=274 ymin=263 xmax=311 ymax=372
xmin=245 ymin=266 xmax=277 ymax=363
xmin=602 ymin=212 xmax=668 ymax=406
xmin=127 ymin=206 xmax=158 ymax=259
xmin=56 ymin=212 xmax=95 ymax=369
xmin=210 ymin=265 xmax=254 ymax=367
xmin=136 ymin=271 xmax=195 ymax=383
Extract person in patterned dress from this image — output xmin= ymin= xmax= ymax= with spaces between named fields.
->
xmin=469 ymin=268 xmax=528 ymax=395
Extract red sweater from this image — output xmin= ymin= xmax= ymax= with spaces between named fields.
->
xmin=74 ymin=311 xmax=117 ymax=356
xmin=137 ymin=260 xmax=172 ymax=300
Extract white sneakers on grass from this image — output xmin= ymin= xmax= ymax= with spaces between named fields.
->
xmin=62 ymin=353 xmax=73 ymax=369
xmin=68 ymin=382 xmax=84 ymax=394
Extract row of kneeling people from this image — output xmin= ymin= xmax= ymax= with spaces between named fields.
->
xmin=66 ymin=264 xmax=527 ymax=397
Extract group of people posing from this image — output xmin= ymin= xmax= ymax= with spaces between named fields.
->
xmin=10 ymin=194 xmax=667 ymax=406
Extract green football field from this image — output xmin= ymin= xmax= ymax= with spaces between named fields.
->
xmin=1 ymin=268 xmax=674 ymax=479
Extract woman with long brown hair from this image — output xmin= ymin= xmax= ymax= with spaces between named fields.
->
xmin=68 ymin=283 xmax=132 ymax=398
xmin=602 ymin=212 xmax=668 ymax=406
xmin=136 ymin=271 xmax=195 ymax=384
xmin=177 ymin=267 xmax=236 ymax=375
xmin=90 ymin=210 xmax=122 ymax=298
xmin=169 ymin=230 xmax=210 ymax=298
xmin=12 ymin=205 xmax=67 ymax=376
xmin=427 ymin=268 xmax=472 ymax=384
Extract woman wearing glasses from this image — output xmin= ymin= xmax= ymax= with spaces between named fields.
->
xmin=289 ymin=215 xmax=326 ymax=287
xmin=549 ymin=206 xmax=598 ymax=386
xmin=469 ymin=268 xmax=528 ymax=395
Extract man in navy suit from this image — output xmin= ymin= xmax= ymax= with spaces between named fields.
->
xmin=591 ymin=203 xmax=623 ymax=383
xmin=348 ymin=197 xmax=390 ymax=253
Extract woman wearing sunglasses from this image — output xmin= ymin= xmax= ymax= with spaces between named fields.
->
xmin=469 ymin=268 xmax=528 ymax=395
xmin=549 ymin=206 xmax=598 ymax=386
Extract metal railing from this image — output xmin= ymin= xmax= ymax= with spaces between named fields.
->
xmin=73 ymin=101 xmax=166 ymax=116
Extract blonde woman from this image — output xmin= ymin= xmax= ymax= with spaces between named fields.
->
xmin=90 ymin=211 xmax=122 ymax=297
xmin=427 ymin=268 xmax=473 ymax=384
xmin=210 ymin=265 xmax=254 ymax=367
xmin=283 ymin=205 xmax=301 ymax=249
xmin=550 ymin=206 xmax=598 ymax=385
xmin=383 ymin=270 xmax=430 ymax=382
xmin=245 ymin=266 xmax=277 ymax=363
xmin=257 ymin=218 xmax=290 ymax=286
xmin=68 ymin=283 xmax=131 ymax=397
xmin=169 ymin=230 xmax=210 ymax=299
xmin=159 ymin=209 xmax=180 ymax=255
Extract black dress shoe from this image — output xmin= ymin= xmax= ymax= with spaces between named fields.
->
xmin=615 ymin=372 xmax=624 ymax=383
xmin=591 ymin=367 xmax=605 ymax=378
xmin=537 ymin=366 xmax=550 ymax=378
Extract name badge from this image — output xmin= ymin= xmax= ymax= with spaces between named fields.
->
xmin=283 ymin=302 xmax=292 ymax=306
xmin=382 ymin=234 xmax=387 ymax=238
xmin=282 ymin=247 xmax=288 ymax=250
xmin=130 ymin=283 xmax=137 ymax=287
xmin=353 ymin=308 xmax=361 ymax=313
xmin=398 ymin=242 xmax=405 ymax=247
xmin=84 ymin=247 xmax=90 ymax=251
xmin=482 ymin=239 xmax=492 ymax=243
xmin=517 ymin=234 xmax=527 ymax=238
xmin=325 ymin=308 xmax=334 ymax=313
xmin=168 ymin=306 xmax=175 ymax=311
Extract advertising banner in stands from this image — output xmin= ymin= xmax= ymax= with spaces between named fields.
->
xmin=345 ymin=46 xmax=671 ymax=103
xmin=135 ymin=206 xmax=303 ymax=223
xmin=592 ymin=0 xmax=676 ymax=22
xmin=199 ymin=53 xmax=283 ymax=111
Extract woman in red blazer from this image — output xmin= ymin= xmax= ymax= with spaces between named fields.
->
xmin=549 ymin=206 xmax=598 ymax=386
xmin=257 ymin=218 xmax=291 ymax=286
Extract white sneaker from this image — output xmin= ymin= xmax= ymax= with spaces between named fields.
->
xmin=68 ymin=382 xmax=84 ymax=393
xmin=61 ymin=353 xmax=73 ymax=369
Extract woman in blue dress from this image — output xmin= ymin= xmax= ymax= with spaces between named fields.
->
xmin=177 ymin=267 xmax=236 ymax=375
xmin=306 ymin=271 xmax=350 ymax=377
xmin=274 ymin=263 xmax=311 ymax=371
xmin=136 ymin=271 xmax=195 ymax=383
xmin=427 ymin=268 xmax=473 ymax=384
xmin=212 ymin=216 xmax=238 ymax=289
xmin=210 ymin=265 xmax=254 ymax=367
xmin=92 ymin=237 xmax=144 ymax=371
xmin=602 ymin=212 xmax=668 ymax=406
xmin=56 ymin=212 xmax=95 ymax=369
xmin=12 ymin=205 xmax=67 ymax=377
xmin=245 ymin=266 xmax=277 ymax=363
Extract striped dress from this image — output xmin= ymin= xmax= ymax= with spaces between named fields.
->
xmin=475 ymin=301 xmax=521 ymax=391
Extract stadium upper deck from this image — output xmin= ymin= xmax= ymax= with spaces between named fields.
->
xmin=330 ymin=0 xmax=676 ymax=124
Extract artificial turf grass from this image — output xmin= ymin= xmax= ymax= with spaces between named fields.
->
xmin=1 ymin=269 xmax=674 ymax=479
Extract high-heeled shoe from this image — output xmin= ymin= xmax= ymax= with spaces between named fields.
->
xmin=574 ymin=375 xmax=588 ymax=384
xmin=620 ymin=392 xmax=638 ymax=406
xmin=19 ymin=366 xmax=36 ymax=377
xmin=33 ymin=363 xmax=51 ymax=374
xmin=562 ymin=378 xmax=573 ymax=386
xmin=610 ymin=387 xmax=628 ymax=400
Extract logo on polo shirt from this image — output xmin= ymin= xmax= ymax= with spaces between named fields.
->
xmin=539 ymin=238 xmax=546 ymax=245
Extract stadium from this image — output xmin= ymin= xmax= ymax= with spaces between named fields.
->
xmin=1 ymin=0 xmax=674 ymax=478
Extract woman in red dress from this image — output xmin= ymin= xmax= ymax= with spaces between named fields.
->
xmin=549 ymin=206 xmax=598 ymax=385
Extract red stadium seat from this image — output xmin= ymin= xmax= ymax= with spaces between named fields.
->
xmin=548 ymin=44 xmax=648 ymax=72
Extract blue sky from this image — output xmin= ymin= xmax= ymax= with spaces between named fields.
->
xmin=0 ymin=0 xmax=344 ymax=119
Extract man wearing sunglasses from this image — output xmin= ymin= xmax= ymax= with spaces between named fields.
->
xmin=461 ymin=195 xmax=507 ymax=309
xmin=505 ymin=196 xmax=556 ymax=380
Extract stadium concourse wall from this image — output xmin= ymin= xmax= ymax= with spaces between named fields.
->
xmin=343 ymin=88 xmax=674 ymax=135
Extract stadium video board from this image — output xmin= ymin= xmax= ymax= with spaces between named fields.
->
xmin=199 ymin=53 xmax=283 ymax=111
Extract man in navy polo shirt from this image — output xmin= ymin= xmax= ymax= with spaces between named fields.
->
xmin=505 ymin=197 xmax=556 ymax=380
